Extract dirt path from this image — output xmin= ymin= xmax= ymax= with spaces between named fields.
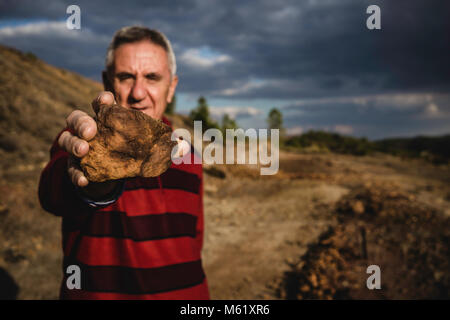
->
xmin=202 ymin=153 xmax=348 ymax=299
xmin=0 ymin=150 xmax=448 ymax=299
xmin=201 ymin=152 xmax=450 ymax=299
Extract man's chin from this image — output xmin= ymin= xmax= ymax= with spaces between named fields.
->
xmin=141 ymin=109 xmax=162 ymax=120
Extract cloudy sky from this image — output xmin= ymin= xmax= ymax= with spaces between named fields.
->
xmin=1 ymin=0 xmax=449 ymax=139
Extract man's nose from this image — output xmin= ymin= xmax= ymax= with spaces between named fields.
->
xmin=130 ymin=78 xmax=146 ymax=102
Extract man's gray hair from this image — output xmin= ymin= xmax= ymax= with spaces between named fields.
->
xmin=105 ymin=26 xmax=177 ymax=77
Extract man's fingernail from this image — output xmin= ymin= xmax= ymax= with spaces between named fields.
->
xmin=79 ymin=176 xmax=88 ymax=186
xmin=81 ymin=124 xmax=92 ymax=139
xmin=96 ymin=95 xmax=104 ymax=106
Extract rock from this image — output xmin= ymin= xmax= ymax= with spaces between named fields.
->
xmin=300 ymin=284 xmax=310 ymax=292
xmin=204 ymin=184 xmax=218 ymax=194
xmin=0 ymin=203 xmax=9 ymax=216
xmin=309 ymin=273 xmax=318 ymax=288
xmin=352 ymin=200 xmax=365 ymax=215
xmin=80 ymin=104 xmax=177 ymax=182
xmin=261 ymin=293 xmax=272 ymax=300
xmin=434 ymin=271 xmax=444 ymax=281
xmin=285 ymin=257 xmax=295 ymax=265
xmin=203 ymin=166 xmax=226 ymax=179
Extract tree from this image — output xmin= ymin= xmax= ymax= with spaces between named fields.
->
xmin=267 ymin=108 xmax=284 ymax=129
xmin=267 ymin=107 xmax=285 ymax=139
xmin=189 ymin=96 xmax=210 ymax=125
xmin=221 ymin=114 xmax=238 ymax=132
xmin=165 ymin=95 xmax=176 ymax=115
xmin=189 ymin=96 xmax=219 ymax=132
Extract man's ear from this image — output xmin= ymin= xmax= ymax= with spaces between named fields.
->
xmin=102 ymin=71 xmax=114 ymax=93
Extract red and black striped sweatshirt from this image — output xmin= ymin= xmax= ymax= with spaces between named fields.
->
xmin=38 ymin=117 xmax=210 ymax=300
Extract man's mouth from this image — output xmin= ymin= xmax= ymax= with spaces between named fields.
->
xmin=130 ymin=105 xmax=149 ymax=111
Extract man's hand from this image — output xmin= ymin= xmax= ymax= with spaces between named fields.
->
xmin=58 ymin=91 xmax=120 ymax=200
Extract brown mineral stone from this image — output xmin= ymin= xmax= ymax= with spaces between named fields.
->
xmin=80 ymin=104 xmax=177 ymax=182
xmin=351 ymin=200 xmax=365 ymax=215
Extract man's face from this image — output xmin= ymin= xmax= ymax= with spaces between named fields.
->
xmin=108 ymin=40 xmax=178 ymax=120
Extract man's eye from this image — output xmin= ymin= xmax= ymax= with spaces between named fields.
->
xmin=117 ymin=74 xmax=132 ymax=81
xmin=146 ymin=74 xmax=161 ymax=81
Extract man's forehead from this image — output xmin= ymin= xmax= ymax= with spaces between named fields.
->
xmin=114 ymin=40 xmax=169 ymax=73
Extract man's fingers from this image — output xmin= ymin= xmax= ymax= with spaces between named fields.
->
xmin=92 ymin=91 xmax=115 ymax=114
xmin=68 ymin=158 xmax=89 ymax=187
xmin=75 ymin=115 xmax=97 ymax=141
xmin=58 ymin=131 xmax=89 ymax=157
xmin=66 ymin=110 xmax=97 ymax=141
xmin=58 ymin=131 xmax=73 ymax=151
xmin=61 ymin=91 xmax=116 ymax=187
xmin=66 ymin=110 xmax=87 ymax=130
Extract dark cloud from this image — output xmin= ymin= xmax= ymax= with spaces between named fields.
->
xmin=1 ymin=0 xmax=449 ymax=97
xmin=0 ymin=0 xmax=449 ymax=138
xmin=0 ymin=0 xmax=66 ymax=19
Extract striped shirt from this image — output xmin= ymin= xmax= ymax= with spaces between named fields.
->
xmin=38 ymin=118 xmax=210 ymax=299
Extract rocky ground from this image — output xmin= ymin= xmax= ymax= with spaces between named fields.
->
xmin=201 ymin=151 xmax=450 ymax=299
xmin=0 ymin=150 xmax=449 ymax=299
xmin=1 ymin=44 xmax=448 ymax=300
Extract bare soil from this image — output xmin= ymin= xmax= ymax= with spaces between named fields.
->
xmin=201 ymin=151 xmax=450 ymax=299
xmin=0 ymin=150 xmax=449 ymax=299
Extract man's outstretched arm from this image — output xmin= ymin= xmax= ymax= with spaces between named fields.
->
xmin=38 ymin=92 xmax=122 ymax=217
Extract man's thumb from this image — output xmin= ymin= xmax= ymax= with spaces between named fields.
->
xmin=92 ymin=91 xmax=115 ymax=114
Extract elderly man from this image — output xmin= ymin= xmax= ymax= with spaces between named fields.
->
xmin=38 ymin=26 xmax=209 ymax=300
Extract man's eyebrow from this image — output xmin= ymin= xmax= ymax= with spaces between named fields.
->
xmin=116 ymin=72 xmax=134 ymax=78
xmin=145 ymin=72 xmax=162 ymax=79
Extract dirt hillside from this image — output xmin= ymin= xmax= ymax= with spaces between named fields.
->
xmin=202 ymin=152 xmax=450 ymax=299
xmin=0 ymin=44 xmax=103 ymax=299
xmin=0 ymin=45 xmax=449 ymax=299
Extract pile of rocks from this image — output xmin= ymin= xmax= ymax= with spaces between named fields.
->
xmin=278 ymin=184 xmax=450 ymax=299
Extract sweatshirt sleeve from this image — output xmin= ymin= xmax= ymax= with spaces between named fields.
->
xmin=38 ymin=129 xmax=95 ymax=218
